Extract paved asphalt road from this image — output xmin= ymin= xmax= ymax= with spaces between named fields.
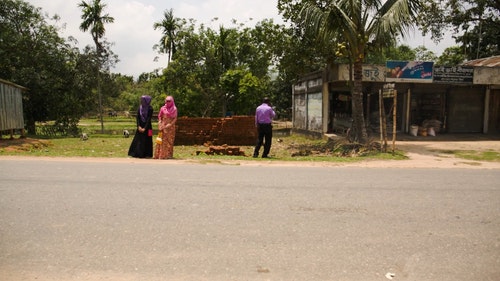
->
xmin=0 ymin=158 xmax=499 ymax=281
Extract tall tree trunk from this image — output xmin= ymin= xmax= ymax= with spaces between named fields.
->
xmin=351 ymin=61 xmax=368 ymax=144
xmin=222 ymin=98 xmax=227 ymax=117
xmin=96 ymin=46 xmax=104 ymax=134
xmin=26 ymin=118 xmax=36 ymax=136
xmin=97 ymin=71 xmax=104 ymax=133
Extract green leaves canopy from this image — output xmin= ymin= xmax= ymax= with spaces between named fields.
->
xmin=1 ymin=0 xmax=93 ymax=133
xmin=78 ymin=0 xmax=114 ymax=54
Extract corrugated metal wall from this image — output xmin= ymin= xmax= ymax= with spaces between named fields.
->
xmin=447 ymin=87 xmax=485 ymax=133
xmin=0 ymin=80 xmax=25 ymax=131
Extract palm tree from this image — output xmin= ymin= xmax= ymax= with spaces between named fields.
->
xmin=300 ymin=0 xmax=420 ymax=144
xmin=79 ymin=0 xmax=114 ymax=55
xmin=78 ymin=0 xmax=114 ymax=133
xmin=153 ymin=9 xmax=180 ymax=65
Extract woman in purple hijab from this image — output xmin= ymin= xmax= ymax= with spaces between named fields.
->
xmin=128 ymin=95 xmax=153 ymax=158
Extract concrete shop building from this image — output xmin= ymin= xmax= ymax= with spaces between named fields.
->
xmin=292 ymin=57 xmax=500 ymax=137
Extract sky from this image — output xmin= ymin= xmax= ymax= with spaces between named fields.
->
xmin=26 ymin=0 xmax=455 ymax=79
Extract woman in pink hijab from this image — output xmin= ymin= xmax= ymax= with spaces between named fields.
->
xmin=154 ymin=95 xmax=178 ymax=159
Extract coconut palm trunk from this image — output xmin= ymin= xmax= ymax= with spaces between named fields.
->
xmin=352 ymin=60 xmax=368 ymax=143
xmin=300 ymin=0 xmax=421 ymax=145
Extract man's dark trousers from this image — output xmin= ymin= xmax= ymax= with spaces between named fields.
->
xmin=253 ymin=123 xmax=272 ymax=157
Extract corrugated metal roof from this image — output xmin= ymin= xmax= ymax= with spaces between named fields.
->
xmin=461 ymin=56 xmax=500 ymax=67
xmin=0 ymin=78 xmax=28 ymax=90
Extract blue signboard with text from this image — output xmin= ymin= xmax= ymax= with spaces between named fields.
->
xmin=386 ymin=61 xmax=434 ymax=83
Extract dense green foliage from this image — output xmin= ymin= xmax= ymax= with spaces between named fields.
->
xmin=1 ymin=0 xmax=497 ymax=136
xmin=0 ymin=0 xmax=121 ymax=135
xmin=419 ymin=0 xmax=499 ymax=60
xmin=158 ymin=19 xmax=286 ymax=117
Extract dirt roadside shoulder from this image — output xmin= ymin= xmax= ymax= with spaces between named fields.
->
xmin=346 ymin=140 xmax=500 ymax=169
xmin=1 ymin=138 xmax=499 ymax=169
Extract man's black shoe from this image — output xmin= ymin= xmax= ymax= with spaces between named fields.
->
xmin=253 ymin=155 xmax=258 ymax=158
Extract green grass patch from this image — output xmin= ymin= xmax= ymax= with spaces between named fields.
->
xmin=1 ymin=133 xmax=404 ymax=163
xmin=453 ymin=150 xmax=500 ymax=162
xmin=0 ymin=119 xmax=408 ymax=162
xmin=78 ymin=117 xmax=146 ymax=133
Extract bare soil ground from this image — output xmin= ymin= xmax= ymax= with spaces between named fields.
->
xmin=0 ymin=138 xmax=51 ymax=153
xmin=354 ymin=139 xmax=500 ymax=169
xmin=242 ymin=134 xmax=500 ymax=169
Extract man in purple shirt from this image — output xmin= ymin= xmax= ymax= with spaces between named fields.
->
xmin=253 ymin=97 xmax=276 ymax=158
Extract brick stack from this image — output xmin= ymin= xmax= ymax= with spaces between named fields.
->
xmin=175 ymin=117 xmax=216 ymax=145
xmin=200 ymin=145 xmax=246 ymax=156
xmin=175 ymin=116 xmax=257 ymax=145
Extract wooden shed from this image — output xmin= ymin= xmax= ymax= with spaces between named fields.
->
xmin=0 ymin=78 xmax=27 ymax=138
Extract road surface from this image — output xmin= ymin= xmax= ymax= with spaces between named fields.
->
xmin=1 ymin=157 xmax=499 ymax=280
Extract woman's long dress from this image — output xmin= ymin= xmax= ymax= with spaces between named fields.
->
xmin=154 ymin=116 xmax=176 ymax=159
xmin=127 ymin=107 xmax=153 ymax=158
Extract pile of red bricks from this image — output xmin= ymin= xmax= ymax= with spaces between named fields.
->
xmin=175 ymin=116 xmax=257 ymax=145
xmin=197 ymin=145 xmax=246 ymax=156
